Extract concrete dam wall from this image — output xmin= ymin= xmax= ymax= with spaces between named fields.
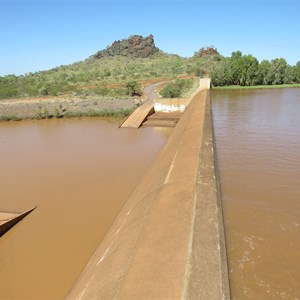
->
xmin=67 ymin=89 xmax=230 ymax=299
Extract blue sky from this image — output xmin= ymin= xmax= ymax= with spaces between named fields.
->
xmin=1 ymin=0 xmax=299 ymax=75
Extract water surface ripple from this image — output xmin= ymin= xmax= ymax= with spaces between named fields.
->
xmin=0 ymin=118 xmax=171 ymax=299
xmin=212 ymin=88 xmax=300 ymax=299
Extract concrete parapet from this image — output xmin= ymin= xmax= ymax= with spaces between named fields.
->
xmin=199 ymin=77 xmax=211 ymax=90
xmin=67 ymin=89 xmax=230 ymax=299
xmin=185 ymin=90 xmax=230 ymax=299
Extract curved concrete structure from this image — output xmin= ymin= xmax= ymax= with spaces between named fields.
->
xmin=120 ymin=83 xmax=160 ymax=128
xmin=67 ymin=89 xmax=230 ymax=299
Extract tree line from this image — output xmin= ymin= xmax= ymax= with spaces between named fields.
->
xmin=194 ymin=49 xmax=300 ymax=86
xmin=0 ymin=48 xmax=299 ymax=100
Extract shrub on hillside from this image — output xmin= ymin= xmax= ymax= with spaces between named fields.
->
xmin=160 ymin=79 xmax=194 ymax=98
xmin=126 ymin=80 xmax=142 ymax=96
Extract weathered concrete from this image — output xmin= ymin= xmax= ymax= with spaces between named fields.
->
xmin=154 ymin=98 xmax=188 ymax=113
xmin=120 ymin=83 xmax=160 ymax=128
xmin=121 ymin=78 xmax=211 ymax=128
xmin=119 ymin=100 xmax=154 ymax=128
xmin=199 ymin=77 xmax=211 ymax=90
xmin=67 ymin=89 xmax=230 ymax=299
xmin=142 ymin=111 xmax=181 ymax=127
xmin=185 ymin=91 xmax=230 ymax=299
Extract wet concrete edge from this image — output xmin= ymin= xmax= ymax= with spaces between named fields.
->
xmin=210 ymin=91 xmax=232 ymax=299
xmin=184 ymin=91 xmax=231 ymax=299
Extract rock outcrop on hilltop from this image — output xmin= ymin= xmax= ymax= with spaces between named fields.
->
xmin=194 ymin=46 xmax=219 ymax=58
xmin=93 ymin=34 xmax=160 ymax=59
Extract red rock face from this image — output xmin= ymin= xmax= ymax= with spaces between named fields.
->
xmin=197 ymin=47 xmax=219 ymax=58
xmin=94 ymin=34 xmax=160 ymax=59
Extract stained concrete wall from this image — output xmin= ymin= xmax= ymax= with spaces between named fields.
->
xmin=185 ymin=90 xmax=230 ymax=299
xmin=67 ymin=89 xmax=230 ymax=299
xmin=154 ymin=98 xmax=189 ymax=113
xmin=154 ymin=78 xmax=211 ymax=113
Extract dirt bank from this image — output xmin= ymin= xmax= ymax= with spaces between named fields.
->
xmin=0 ymin=80 xmax=199 ymax=122
xmin=0 ymin=96 xmax=137 ymax=121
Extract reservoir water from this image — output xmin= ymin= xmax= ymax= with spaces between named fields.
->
xmin=212 ymin=88 xmax=300 ymax=299
xmin=0 ymin=118 xmax=171 ymax=299
xmin=2 ymin=88 xmax=300 ymax=299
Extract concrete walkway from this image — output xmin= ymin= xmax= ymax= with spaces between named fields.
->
xmin=67 ymin=89 xmax=230 ymax=299
xmin=120 ymin=100 xmax=154 ymax=128
xmin=120 ymin=83 xmax=161 ymax=128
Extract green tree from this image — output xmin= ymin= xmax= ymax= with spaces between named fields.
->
xmin=284 ymin=65 xmax=295 ymax=84
xmin=126 ymin=80 xmax=142 ymax=96
xmin=160 ymin=84 xmax=181 ymax=98
xmin=228 ymin=51 xmax=244 ymax=85
xmin=159 ymin=79 xmax=193 ymax=98
xmin=257 ymin=60 xmax=271 ymax=85
xmin=210 ymin=59 xmax=229 ymax=86
xmin=293 ymin=61 xmax=300 ymax=83
xmin=266 ymin=58 xmax=288 ymax=85
xmin=240 ymin=55 xmax=259 ymax=86
xmin=227 ymin=52 xmax=260 ymax=86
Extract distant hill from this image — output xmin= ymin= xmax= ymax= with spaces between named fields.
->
xmin=0 ymin=34 xmax=299 ymax=101
xmin=0 ymin=35 xmax=193 ymax=100
xmin=93 ymin=35 xmax=160 ymax=59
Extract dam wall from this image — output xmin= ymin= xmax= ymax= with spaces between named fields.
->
xmin=67 ymin=89 xmax=230 ymax=299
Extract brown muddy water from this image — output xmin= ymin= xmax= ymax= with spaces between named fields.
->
xmin=212 ymin=88 xmax=300 ymax=299
xmin=0 ymin=118 xmax=172 ymax=299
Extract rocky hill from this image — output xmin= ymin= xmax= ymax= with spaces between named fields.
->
xmin=93 ymin=34 xmax=160 ymax=59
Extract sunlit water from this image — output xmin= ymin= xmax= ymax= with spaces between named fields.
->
xmin=0 ymin=118 xmax=172 ymax=299
xmin=212 ymin=88 xmax=300 ymax=299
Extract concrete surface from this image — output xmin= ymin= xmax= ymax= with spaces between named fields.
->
xmin=120 ymin=83 xmax=160 ymax=128
xmin=199 ymin=78 xmax=211 ymax=90
xmin=154 ymin=98 xmax=188 ymax=113
xmin=142 ymin=111 xmax=181 ymax=127
xmin=185 ymin=91 xmax=230 ymax=299
xmin=67 ymin=89 xmax=230 ymax=299
xmin=119 ymin=100 xmax=154 ymax=128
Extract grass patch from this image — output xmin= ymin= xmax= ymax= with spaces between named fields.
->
xmin=35 ymin=108 xmax=52 ymax=119
xmin=64 ymin=108 xmax=134 ymax=119
xmin=0 ymin=106 xmax=134 ymax=122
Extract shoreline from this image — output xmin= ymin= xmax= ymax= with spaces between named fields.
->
xmin=0 ymin=97 xmax=138 ymax=122
xmin=0 ymin=78 xmax=199 ymax=122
